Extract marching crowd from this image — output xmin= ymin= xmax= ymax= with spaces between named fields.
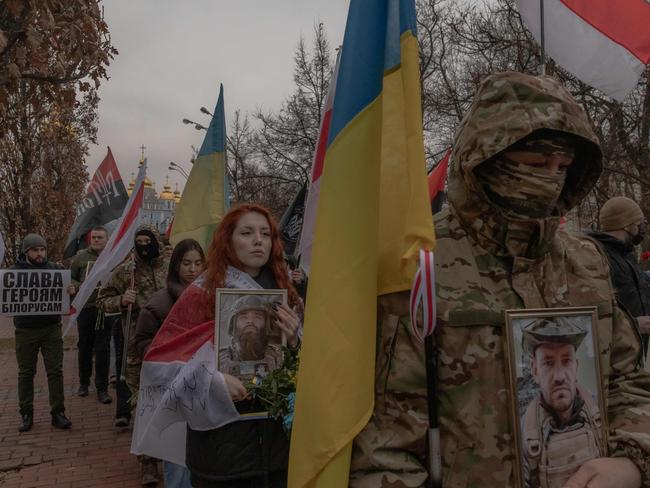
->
xmin=6 ymin=71 xmax=650 ymax=488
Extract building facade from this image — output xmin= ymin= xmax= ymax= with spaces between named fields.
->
xmin=127 ymin=173 xmax=181 ymax=238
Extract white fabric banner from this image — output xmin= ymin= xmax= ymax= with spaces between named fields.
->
xmin=63 ymin=160 xmax=147 ymax=336
xmin=131 ymin=342 xmax=240 ymax=466
xmin=517 ymin=0 xmax=646 ymax=101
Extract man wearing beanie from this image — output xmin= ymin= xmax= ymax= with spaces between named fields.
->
xmin=96 ymin=224 xmax=167 ymax=486
xmin=12 ymin=233 xmax=75 ymax=432
xmin=590 ymin=196 xmax=650 ymax=355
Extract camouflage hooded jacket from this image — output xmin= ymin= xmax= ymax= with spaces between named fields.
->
xmin=352 ymin=73 xmax=650 ymax=487
xmin=96 ymin=225 xmax=168 ymax=361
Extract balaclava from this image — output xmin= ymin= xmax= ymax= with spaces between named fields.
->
xmin=135 ymin=229 xmax=160 ymax=261
xmin=474 ymin=133 xmax=576 ymax=220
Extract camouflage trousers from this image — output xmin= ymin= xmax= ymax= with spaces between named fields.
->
xmin=350 ymin=302 xmax=430 ymax=488
xmin=125 ymin=360 xmax=142 ymax=408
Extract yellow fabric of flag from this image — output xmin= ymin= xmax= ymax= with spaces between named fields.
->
xmin=288 ymin=1 xmax=436 ymax=486
xmin=171 ymin=84 xmax=229 ymax=251
xmin=170 ymin=151 xmax=227 ymax=251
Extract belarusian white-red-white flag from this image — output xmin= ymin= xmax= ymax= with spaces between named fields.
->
xmin=296 ymin=51 xmax=341 ymax=275
xmin=131 ymin=268 xmax=260 ymax=465
xmin=64 ymin=159 xmax=147 ymax=336
xmin=517 ymin=0 xmax=650 ymax=101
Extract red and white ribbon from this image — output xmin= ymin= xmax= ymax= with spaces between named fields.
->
xmin=409 ymin=249 xmax=437 ymax=342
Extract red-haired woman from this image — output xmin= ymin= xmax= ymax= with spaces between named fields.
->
xmin=132 ymin=203 xmax=301 ymax=488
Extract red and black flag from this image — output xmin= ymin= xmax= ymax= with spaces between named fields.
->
xmin=428 ymin=148 xmax=450 ymax=214
xmin=63 ymin=147 xmax=129 ymax=258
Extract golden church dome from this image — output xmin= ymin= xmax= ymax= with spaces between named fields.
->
xmin=160 ymin=176 xmax=174 ymax=201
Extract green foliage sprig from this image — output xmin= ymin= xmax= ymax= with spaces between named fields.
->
xmin=245 ymin=347 xmax=298 ymax=419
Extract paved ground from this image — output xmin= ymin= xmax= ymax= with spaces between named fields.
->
xmin=0 ymin=317 xmax=146 ymax=488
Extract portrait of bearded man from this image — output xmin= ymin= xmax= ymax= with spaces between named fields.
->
xmin=218 ymin=294 xmax=285 ymax=381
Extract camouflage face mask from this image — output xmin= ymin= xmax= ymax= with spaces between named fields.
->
xmin=475 ymin=156 xmax=567 ymax=219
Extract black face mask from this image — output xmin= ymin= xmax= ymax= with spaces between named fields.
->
xmin=135 ymin=241 xmax=160 ymax=260
xmin=630 ymin=223 xmax=646 ymax=246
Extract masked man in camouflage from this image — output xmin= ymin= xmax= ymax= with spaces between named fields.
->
xmin=96 ymin=224 xmax=167 ymax=486
xmin=350 ymin=72 xmax=650 ymax=487
xmin=521 ymin=318 xmax=603 ymax=488
xmin=218 ymin=295 xmax=284 ymax=381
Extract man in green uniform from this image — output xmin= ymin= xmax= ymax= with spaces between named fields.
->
xmin=70 ymin=226 xmax=112 ymax=404
xmin=350 ymin=72 xmax=650 ymax=487
xmin=218 ymin=295 xmax=284 ymax=381
xmin=521 ymin=318 xmax=603 ymax=488
xmin=96 ymin=224 xmax=167 ymax=486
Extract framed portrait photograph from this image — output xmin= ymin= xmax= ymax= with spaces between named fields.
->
xmin=215 ymin=289 xmax=287 ymax=385
xmin=504 ymin=306 xmax=607 ymax=488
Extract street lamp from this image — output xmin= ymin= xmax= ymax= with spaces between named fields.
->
xmin=168 ymin=165 xmax=188 ymax=180
xmin=181 ymin=118 xmax=207 ymax=131
xmin=200 ymin=106 xmax=213 ymax=116
xmin=169 ymin=161 xmax=189 ymax=179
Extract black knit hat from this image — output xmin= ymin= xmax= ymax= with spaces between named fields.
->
xmin=21 ymin=233 xmax=47 ymax=253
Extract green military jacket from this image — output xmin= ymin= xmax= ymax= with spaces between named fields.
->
xmin=69 ymin=247 xmax=101 ymax=309
xmin=96 ymin=254 xmax=167 ymax=362
xmin=353 ymin=73 xmax=650 ymax=488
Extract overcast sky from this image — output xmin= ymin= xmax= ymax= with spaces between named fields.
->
xmin=87 ymin=1 xmax=348 ymax=193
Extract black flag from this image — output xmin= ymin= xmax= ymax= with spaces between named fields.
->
xmin=64 ymin=147 xmax=129 ymax=258
xmin=279 ymin=183 xmax=308 ymax=258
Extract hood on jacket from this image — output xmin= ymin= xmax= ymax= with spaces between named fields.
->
xmin=134 ymin=223 xmax=162 ymax=261
xmin=135 ymin=223 xmax=161 ymax=247
xmin=448 ymin=71 xmax=602 ymax=258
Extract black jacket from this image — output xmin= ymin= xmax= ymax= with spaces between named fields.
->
xmin=11 ymin=254 xmax=63 ymax=329
xmin=186 ymin=266 xmax=290 ymax=488
xmin=133 ymin=280 xmax=185 ymax=360
xmin=589 ymin=232 xmax=650 ymax=318
xmin=187 ymin=417 xmax=289 ymax=488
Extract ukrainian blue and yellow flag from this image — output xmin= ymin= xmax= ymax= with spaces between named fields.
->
xmin=288 ymin=1 xmax=436 ymax=486
xmin=170 ymin=84 xmax=230 ymax=251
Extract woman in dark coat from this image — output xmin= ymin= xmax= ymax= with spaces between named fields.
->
xmin=134 ymin=204 xmax=302 ymax=488
xmin=134 ymin=238 xmax=204 ymax=488
xmin=134 ymin=239 xmax=205 ymax=359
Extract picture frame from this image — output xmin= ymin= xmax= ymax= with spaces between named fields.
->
xmin=214 ymin=288 xmax=287 ymax=386
xmin=504 ymin=306 xmax=607 ymax=488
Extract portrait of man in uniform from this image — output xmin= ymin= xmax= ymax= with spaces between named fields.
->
xmin=506 ymin=308 xmax=606 ymax=488
xmin=215 ymin=290 xmax=286 ymax=383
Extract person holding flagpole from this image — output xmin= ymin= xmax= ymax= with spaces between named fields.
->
xmin=132 ymin=203 xmax=301 ymax=488
xmin=96 ymin=224 xmax=167 ymax=486
xmin=350 ymin=72 xmax=650 ymax=487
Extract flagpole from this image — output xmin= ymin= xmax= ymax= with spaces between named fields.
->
xmin=426 ymin=334 xmax=442 ymax=488
xmin=540 ymin=0 xmax=546 ymax=75
xmin=119 ymin=253 xmax=136 ymax=382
